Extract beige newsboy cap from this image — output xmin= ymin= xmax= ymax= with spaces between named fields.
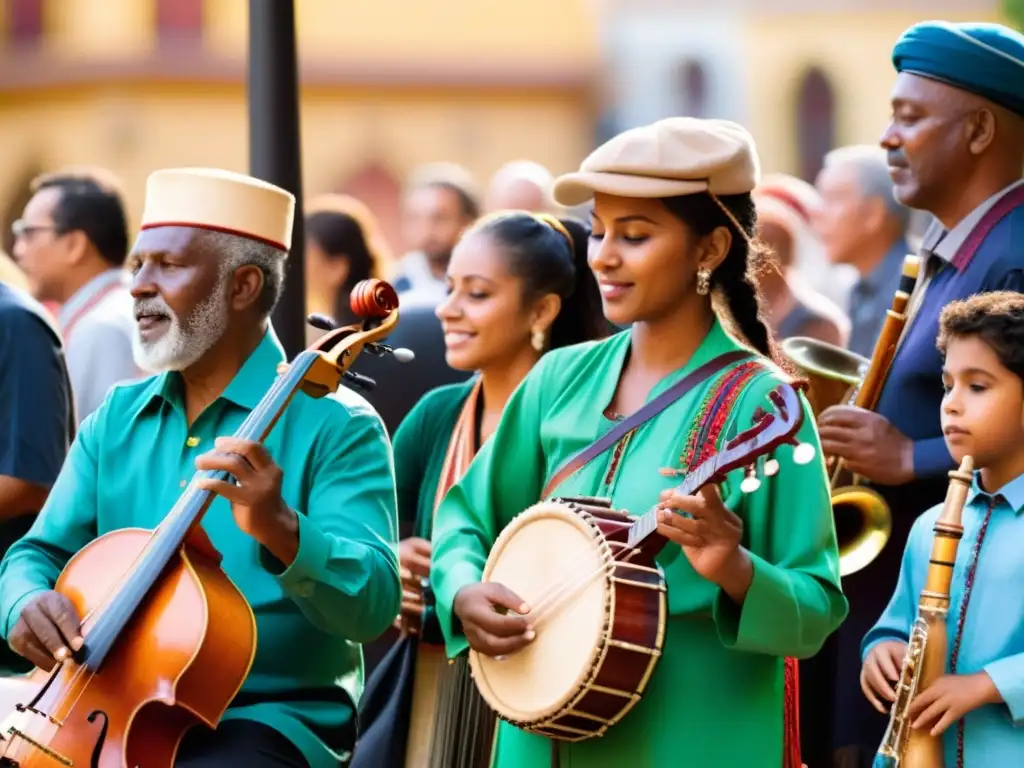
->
xmin=552 ymin=117 xmax=760 ymax=207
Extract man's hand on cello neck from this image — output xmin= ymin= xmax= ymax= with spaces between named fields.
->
xmin=194 ymin=436 xmax=299 ymax=567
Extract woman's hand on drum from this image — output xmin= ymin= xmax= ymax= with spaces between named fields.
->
xmin=656 ymin=484 xmax=754 ymax=604
xmin=453 ymin=582 xmax=535 ymax=657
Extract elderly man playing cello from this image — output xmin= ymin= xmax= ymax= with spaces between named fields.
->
xmin=0 ymin=168 xmax=401 ymax=768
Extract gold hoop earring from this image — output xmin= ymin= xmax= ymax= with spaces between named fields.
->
xmin=696 ymin=268 xmax=712 ymax=296
xmin=531 ymin=328 xmax=546 ymax=352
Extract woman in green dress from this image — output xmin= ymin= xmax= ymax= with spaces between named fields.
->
xmin=351 ymin=211 xmax=607 ymax=767
xmin=430 ymin=118 xmax=849 ymax=767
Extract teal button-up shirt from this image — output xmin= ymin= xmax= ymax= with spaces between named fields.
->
xmin=0 ymin=327 xmax=401 ymax=767
xmin=863 ymin=470 xmax=1024 ymax=766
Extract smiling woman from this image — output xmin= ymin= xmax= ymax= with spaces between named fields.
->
xmin=352 ymin=210 xmax=608 ymax=768
xmin=429 ymin=117 xmax=847 ymax=768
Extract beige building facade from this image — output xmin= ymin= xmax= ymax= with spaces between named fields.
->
xmin=0 ymin=0 xmax=601 ymax=259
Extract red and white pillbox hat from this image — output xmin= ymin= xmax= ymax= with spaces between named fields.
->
xmin=140 ymin=167 xmax=296 ymax=252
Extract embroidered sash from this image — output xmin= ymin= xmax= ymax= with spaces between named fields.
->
xmin=432 ymin=378 xmax=483 ymax=521
xmin=678 ymin=360 xmax=803 ymax=768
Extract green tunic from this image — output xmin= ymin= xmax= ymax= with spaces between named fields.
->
xmin=393 ymin=379 xmax=477 ymax=539
xmin=0 ymin=328 xmax=402 ymax=768
xmin=431 ymin=321 xmax=848 ymax=767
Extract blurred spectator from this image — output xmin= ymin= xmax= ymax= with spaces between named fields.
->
xmin=814 ymin=145 xmax=911 ymax=358
xmin=0 ymin=281 xmax=74 ymax=674
xmin=304 ymin=194 xmax=389 ymax=341
xmin=754 ymin=175 xmax=850 ymax=346
xmin=392 ymin=163 xmax=480 ymax=307
xmin=0 ymin=250 xmax=27 ymax=292
xmin=485 ymin=160 xmax=556 ymax=213
xmin=12 ymin=167 xmax=137 ymax=424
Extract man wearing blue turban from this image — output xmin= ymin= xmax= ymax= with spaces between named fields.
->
xmin=815 ymin=19 xmax=1024 ymax=768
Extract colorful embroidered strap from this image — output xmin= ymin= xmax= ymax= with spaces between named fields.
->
xmin=676 ymin=359 xmax=803 ymax=768
xmin=677 ymin=360 xmax=765 ymax=471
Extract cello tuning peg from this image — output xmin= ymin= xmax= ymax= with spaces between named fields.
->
xmin=792 ymin=442 xmax=816 ymax=466
xmin=740 ymin=465 xmax=761 ymax=494
xmin=307 ymin=313 xmax=338 ymax=331
xmin=392 ymin=347 xmax=415 ymax=363
xmin=763 ymin=458 xmax=780 ymax=477
xmin=365 ymin=343 xmax=416 ymax=364
xmin=343 ymin=371 xmax=377 ymax=391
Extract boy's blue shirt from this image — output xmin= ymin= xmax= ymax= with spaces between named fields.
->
xmin=863 ymin=469 xmax=1024 ymax=765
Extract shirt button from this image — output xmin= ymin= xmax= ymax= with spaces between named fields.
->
xmin=186 ymin=436 xmax=200 ymax=448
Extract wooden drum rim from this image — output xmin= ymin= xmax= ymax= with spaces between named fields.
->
xmin=470 ymin=500 xmax=615 ymax=727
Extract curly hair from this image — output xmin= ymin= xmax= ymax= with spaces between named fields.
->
xmin=937 ymin=291 xmax=1024 ymax=381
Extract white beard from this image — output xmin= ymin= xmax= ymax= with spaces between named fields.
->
xmin=132 ymin=281 xmax=230 ymax=373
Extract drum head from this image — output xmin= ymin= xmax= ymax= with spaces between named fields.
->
xmin=471 ymin=502 xmax=610 ymax=724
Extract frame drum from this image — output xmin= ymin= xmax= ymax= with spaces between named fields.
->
xmin=469 ymin=502 xmax=613 ymax=728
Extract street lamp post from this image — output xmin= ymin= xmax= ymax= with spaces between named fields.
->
xmin=247 ymin=0 xmax=305 ymax=358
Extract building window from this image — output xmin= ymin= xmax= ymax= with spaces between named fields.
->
xmin=6 ymin=0 xmax=44 ymax=45
xmin=796 ymin=66 xmax=836 ymax=182
xmin=156 ymin=0 xmax=203 ymax=44
xmin=677 ymin=60 xmax=709 ymax=118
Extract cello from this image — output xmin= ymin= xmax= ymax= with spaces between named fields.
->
xmin=0 ymin=279 xmax=407 ymax=768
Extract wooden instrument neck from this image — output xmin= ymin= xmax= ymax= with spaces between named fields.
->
xmin=79 ymin=351 xmax=321 ymax=671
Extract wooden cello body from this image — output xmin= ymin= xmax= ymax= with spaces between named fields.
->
xmin=0 ymin=280 xmax=405 ymax=768
xmin=0 ymin=530 xmax=255 ymax=768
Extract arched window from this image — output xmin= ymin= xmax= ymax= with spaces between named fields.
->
xmin=156 ymin=0 xmax=203 ymax=45
xmin=795 ymin=67 xmax=836 ymax=182
xmin=677 ymin=60 xmax=709 ymax=118
xmin=6 ymin=0 xmax=43 ymax=45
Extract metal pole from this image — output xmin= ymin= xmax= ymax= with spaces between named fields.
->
xmin=247 ymin=0 xmax=305 ymax=359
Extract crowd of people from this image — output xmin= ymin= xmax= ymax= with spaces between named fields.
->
xmin=0 ymin=16 xmax=1021 ymax=768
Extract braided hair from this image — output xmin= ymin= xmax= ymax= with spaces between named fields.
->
xmin=662 ymin=192 xmax=780 ymax=364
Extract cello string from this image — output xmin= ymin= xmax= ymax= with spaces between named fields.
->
xmin=78 ymin=360 xmax=296 ymax=641
xmin=35 ymin=355 xmax=311 ymax=726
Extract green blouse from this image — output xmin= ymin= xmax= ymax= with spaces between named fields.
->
xmin=431 ymin=321 xmax=848 ymax=767
xmin=393 ymin=378 xmax=477 ymax=539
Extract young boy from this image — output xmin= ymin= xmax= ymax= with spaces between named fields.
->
xmin=861 ymin=290 xmax=1024 ymax=766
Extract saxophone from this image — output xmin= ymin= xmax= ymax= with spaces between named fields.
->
xmin=872 ymin=455 xmax=975 ymax=768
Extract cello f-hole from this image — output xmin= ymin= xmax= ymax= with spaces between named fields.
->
xmin=87 ymin=710 xmax=109 ymax=768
